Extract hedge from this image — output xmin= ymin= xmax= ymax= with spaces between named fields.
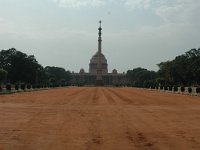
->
xmin=174 ymin=86 xmax=178 ymax=92
xmin=21 ymin=84 xmax=26 ymax=90
xmin=15 ymin=84 xmax=19 ymax=90
xmin=164 ymin=86 xmax=168 ymax=91
xmin=188 ymin=87 xmax=192 ymax=93
xmin=181 ymin=86 xmax=185 ymax=92
xmin=6 ymin=84 xmax=11 ymax=91
xmin=27 ymin=84 xmax=31 ymax=89
xmin=196 ymin=87 xmax=200 ymax=93
xmin=169 ymin=86 xmax=173 ymax=91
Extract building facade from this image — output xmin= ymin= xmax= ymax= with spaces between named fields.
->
xmin=71 ymin=22 xmax=128 ymax=86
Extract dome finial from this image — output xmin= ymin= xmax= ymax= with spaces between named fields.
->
xmin=99 ymin=20 xmax=102 ymax=28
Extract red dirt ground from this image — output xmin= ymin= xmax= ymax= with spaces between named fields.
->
xmin=0 ymin=87 xmax=200 ymax=150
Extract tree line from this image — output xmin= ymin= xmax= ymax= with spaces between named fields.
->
xmin=0 ymin=48 xmax=71 ymax=88
xmin=1 ymin=47 xmax=200 ymax=89
xmin=127 ymin=48 xmax=200 ymax=88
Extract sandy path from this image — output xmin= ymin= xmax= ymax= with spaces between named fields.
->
xmin=0 ymin=87 xmax=200 ymax=150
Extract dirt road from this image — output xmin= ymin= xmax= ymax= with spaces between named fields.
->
xmin=0 ymin=87 xmax=200 ymax=150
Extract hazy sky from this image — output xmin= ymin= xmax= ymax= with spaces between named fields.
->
xmin=0 ymin=0 xmax=200 ymax=73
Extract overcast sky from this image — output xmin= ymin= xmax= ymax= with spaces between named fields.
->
xmin=0 ymin=0 xmax=200 ymax=73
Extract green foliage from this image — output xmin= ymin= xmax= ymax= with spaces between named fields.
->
xmin=32 ymin=85 xmax=36 ymax=89
xmin=196 ymin=87 xmax=200 ymax=93
xmin=181 ymin=86 xmax=185 ymax=92
xmin=127 ymin=67 xmax=156 ymax=88
xmin=45 ymin=66 xmax=71 ymax=86
xmin=1 ymin=47 xmax=199 ymax=88
xmin=169 ymin=86 xmax=172 ymax=91
xmin=0 ymin=68 xmax=7 ymax=82
xmin=174 ymin=86 xmax=178 ymax=92
xmin=21 ymin=84 xmax=26 ymax=90
xmin=164 ymin=86 xmax=168 ymax=91
xmin=6 ymin=84 xmax=11 ymax=91
xmin=188 ymin=87 xmax=192 ymax=93
xmin=15 ymin=84 xmax=19 ymax=91
xmin=27 ymin=84 xmax=31 ymax=89
xmin=0 ymin=48 xmax=44 ymax=84
xmin=0 ymin=48 xmax=71 ymax=86
xmin=157 ymin=48 xmax=200 ymax=86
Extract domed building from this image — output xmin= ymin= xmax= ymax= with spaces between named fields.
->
xmin=70 ymin=21 xmax=128 ymax=86
xmin=89 ymin=52 xmax=108 ymax=74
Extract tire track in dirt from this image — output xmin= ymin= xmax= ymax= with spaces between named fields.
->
xmin=118 ymin=108 xmax=159 ymax=150
xmin=137 ymin=106 xmax=200 ymax=149
xmin=1 ymin=109 xmax=46 ymax=149
xmin=107 ymin=88 xmax=135 ymax=105
xmin=125 ymin=128 xmax=156 ymax=150
xmin=67 ymin=87 xmax=88 ymax=97
xmin=68 ymin=88 xmax=91 ymax=105
xmin=101 ymin=88 xmax=116 ymax=105
xmin=84 ymin=108 xmax=103 ymax=150
xmin=18 ymin=107 xmax=67 ymax=150
xmin=1 ymin=87 xmax=200 ymax=150
xmin=119 ymin=105 xmax=198 ymax=150
xmin=58 ymin=87 xmax=91 ymax=105
xmin=91 ymin=88 xmax=99 ymax=105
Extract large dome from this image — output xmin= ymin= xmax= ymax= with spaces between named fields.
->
xmin=90 ymin=52 xmax=107 ymax=64
xmin=89 ymin=52 xmax=108 ymax=74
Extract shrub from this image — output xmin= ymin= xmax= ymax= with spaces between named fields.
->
xmin=169 ymin=86 xmax=173 ymax=91
xmin=0 ymin=85 xmax=2 ymax=92
xmin=127 ymin=84 xmax=131 ymax=87
xmin=181 ymin=86 xmax=185 ymax=92
xmin=151 ymin=85 xmax=156 ymax=89
xmin=188 ymin=87 xmax=192 ymax=93
xmin=15 ymin=84 xmax=19 ymax=90
xmin=160 ymin=86 xmax=163 ymax=90
xmin=32 ymin=85 xmax=36 ymax=89
xmin=21 ymin=84 xmax=26 ymax=90
xmin=114 ymin=84 xmax=119 ymax=87
xmin=6 ymin=84 xmax=12 ymax=91
xmin=164 ymin=86 xmax=168 ymax=91
xmin=196 ymin=87 xmax=200 ymax=93
xmin=174 ymin=86 xmax=178 ymax=92
xmin=27 ymin=84 xmax=31 ymax=89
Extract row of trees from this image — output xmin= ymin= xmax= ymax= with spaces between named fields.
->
xmin=157 ymin=48 xmax=200 ymax=86
xmin=1 ymin=47 xmax=200 ymax=88
xmin=0 ymin=48 xmax=71 ymax=87
xmin=127 ymin=68 xmax=156 ymax=88
xmin=127 ymin=48 xmax=200 ymax=88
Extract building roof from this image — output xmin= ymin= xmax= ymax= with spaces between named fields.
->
xmin=90 ymin=52 xmax=107 ymax=64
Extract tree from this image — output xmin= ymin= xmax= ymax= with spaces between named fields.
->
xmin=45 ymin=66 xmax=71 ymax=86
xmin=157 ymin=48 xmax=200 ymax=86
xmin=127 ymin=67 xmax=156 ymax=87
xmin=0 ymin=69 xmax=7 ymax=83
xmin=0 ymin=48 xmax=44 ymax=84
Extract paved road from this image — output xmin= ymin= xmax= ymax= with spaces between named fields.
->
xmin=0 ymin=87 xmax=200 ymax=150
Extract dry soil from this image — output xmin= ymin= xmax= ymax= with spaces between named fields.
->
xmin=0 ymin=87 xmax=200 ymax=150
